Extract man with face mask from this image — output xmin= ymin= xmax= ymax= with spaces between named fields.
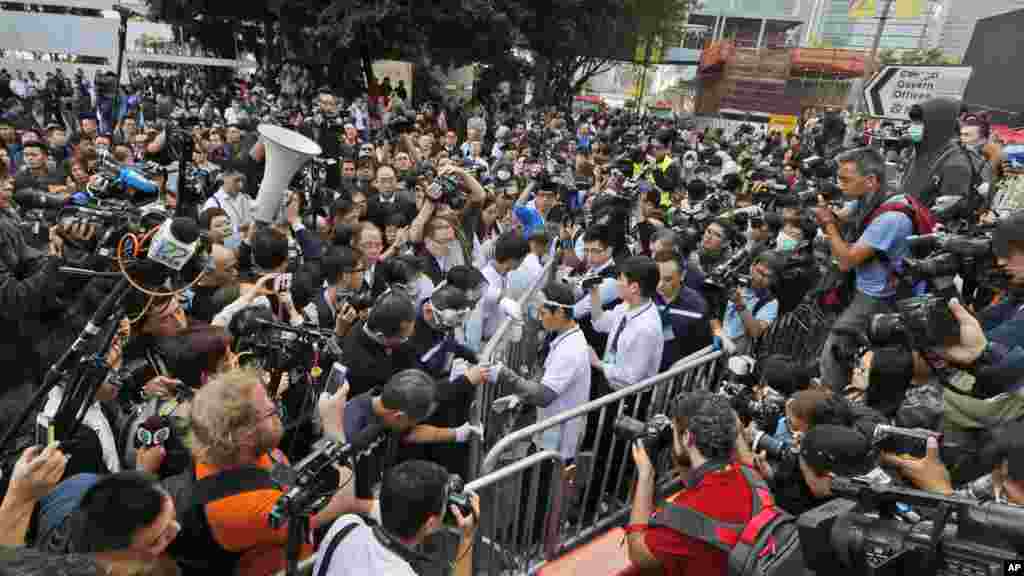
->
xmin=303 ymin=91 xmax=344 ymax=188
xmin=901 ymin=99 xmax=978 ymax=208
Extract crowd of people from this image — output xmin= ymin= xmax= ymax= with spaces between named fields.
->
xmin=0 ymin=64 xmax=1022 ymax=576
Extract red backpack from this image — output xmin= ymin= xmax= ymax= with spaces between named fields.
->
xmin=650 ymin=466 xmax=806 ymax=576
xmin=864 ymin=194 xmax=937 ymax=237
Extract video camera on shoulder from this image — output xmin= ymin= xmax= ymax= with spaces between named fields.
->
xmin=798 ymin=477 xmax=1024 ymax=576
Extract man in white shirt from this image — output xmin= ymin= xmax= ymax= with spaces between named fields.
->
xmin=507 ymin=228 xmax=548 ymax=300
xmin=589 ymin=255 xmax=664 ymax=390
xmin=478 ymin=231 xmax=528 ymax=342
xmin=496 ymin=281 xmax=591 ymax=461
xmin=201 ymin=167 xmax=252 ymax=239
xmin=313 ymin=459 xmax=479 ymax=576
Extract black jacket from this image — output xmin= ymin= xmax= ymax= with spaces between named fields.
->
xmin=0 ymin=214 xmax=64 ymax=434
xmin=901 ymin=98 xmax=974 ymax=207
xmin=341 ymin=321 xmax=417 ymax=398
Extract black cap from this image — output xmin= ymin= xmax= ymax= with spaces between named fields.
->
xmin=800 ymin=425 xmax=873 ymax=476
xmin=993 ymin=212 xmax=1024 ymax=259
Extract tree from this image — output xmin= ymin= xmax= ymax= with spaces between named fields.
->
xmin=877 ymin=47 xmax=960 ymax=66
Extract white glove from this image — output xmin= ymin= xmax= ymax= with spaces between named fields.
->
xmin=454 ymin=422 xmax=484 ymax=443
xmin=500 ymin=298 xmax=523 ymax=321
xmin=450 ymin=358 xmax=469 ymax=383
xmin=486 ymin=362 xmax=504 ymax=385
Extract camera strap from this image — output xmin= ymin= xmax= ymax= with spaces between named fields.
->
xmin=316 ymin=515 xmax=431 ymax=576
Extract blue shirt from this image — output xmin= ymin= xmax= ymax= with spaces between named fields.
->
xmin=724 ymin=288 xmax=778 ymax=340
xmin=854 ymin=207 xmax=913 ymax=298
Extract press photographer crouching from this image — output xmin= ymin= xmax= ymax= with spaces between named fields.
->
xmin=941 ymin=212 xmax=1024 ymax=441
xmin=798 ymin=421 xmax=1024 ymax=576
xmin=312 ymin=460 xmax=479 ymax=576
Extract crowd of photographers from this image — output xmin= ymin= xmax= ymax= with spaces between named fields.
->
xmin=0 ymin=66 xmax=1022 ymax=576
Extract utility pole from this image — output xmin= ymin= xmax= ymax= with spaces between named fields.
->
xmin=857 ymin=0 xmax=895 ymax=113
xmin=868 ymin=0 xmax=895 ymax=61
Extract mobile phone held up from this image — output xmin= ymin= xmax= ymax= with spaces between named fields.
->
xmin=326 ymin=362 xmax=349 ymax=396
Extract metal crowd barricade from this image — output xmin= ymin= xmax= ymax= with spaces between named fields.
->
xmin=481 ymin=348 xmax=723 ymax=560
xmin=468 ymin=258 xmax=558 ymax=480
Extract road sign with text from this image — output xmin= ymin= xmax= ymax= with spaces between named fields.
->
xmin=864 ymin=65 xmax=973 ymax=120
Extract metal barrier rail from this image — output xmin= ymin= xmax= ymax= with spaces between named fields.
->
xmin=468 ymin=257 xmax=558 ymax=479
xmin=481 ymin=347 xmax=722 ymax=557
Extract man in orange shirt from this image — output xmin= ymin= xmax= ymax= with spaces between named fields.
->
xmin=168 ymin=367 xmax=353 ymax=576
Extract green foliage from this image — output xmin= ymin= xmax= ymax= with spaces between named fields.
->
xmin=147 ymin=0 xmax=694 ymax=106
xmin=878 ymin=47 xmax=958 ymax=66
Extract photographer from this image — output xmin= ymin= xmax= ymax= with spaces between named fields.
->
xmin=935 ymin=214 xmax=1024 ymax=436
xmin=883 ymin=420 xmax=1024 ymax=503
xmin=816 ymin=147 xmax=918 ymax=394
xmin=0 ymin=173 xmax=71 ymax=438
xmin=312 ymin=460 xmax=479 ymax=576
xmin=306 ymin=246 xmax=368 ymax=340
xmin=626 ymin=393 xmax=751 ymax=574
xmin=692 ymin=220 xmax=733 ymax=278
xmin=711 ymin=250 xmax=784 ymax=356
xmin=169 ymin=367 xmax=354 ymax=576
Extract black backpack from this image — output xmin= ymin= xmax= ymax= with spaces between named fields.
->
xmin=650 ymin=466 xmax=805 ymax=576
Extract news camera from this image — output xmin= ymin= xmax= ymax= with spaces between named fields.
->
xmin=426 ymin=173 xmax=467 ymax=210
xmin=798 ymin=477 xmax=1024 ymax=576
xmin=703 ymin=245 xmax=757 ymax=292
xmin=613 ymin=414 xmax=674 ymax=462
xmin=717 ymin=355 xmax=786 ymax=434
xmin=867 ymin=295 xmax=960 ymax=349
xmin=229 ymin=306 xmax=341 ymax=373
xmin=269 ymin=424 xmax=387 ymax=529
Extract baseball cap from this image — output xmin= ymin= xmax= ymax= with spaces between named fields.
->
xmin=800 ymin=425 xmax=873 ymax=477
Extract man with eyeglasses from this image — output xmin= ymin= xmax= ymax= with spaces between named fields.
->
xmin=367 ymin=164 xmax=416 ymax=233
xmin=692 ymin=220 xmax=733 ymax=278
xmin=168 ymin=368 xmax=355 ymax=576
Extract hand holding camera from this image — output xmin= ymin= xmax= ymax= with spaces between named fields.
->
xmin=940 ymin=298 xmax=987 ymax=366
xmin=879 ymin=435 xmax=953 ymax=495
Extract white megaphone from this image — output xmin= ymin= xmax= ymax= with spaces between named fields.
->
xmin=254 ymin=124 xmax=322 ymax=225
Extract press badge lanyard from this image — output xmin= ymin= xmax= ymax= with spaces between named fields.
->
xmin=607 ymin=301 xmax=654 ymax=362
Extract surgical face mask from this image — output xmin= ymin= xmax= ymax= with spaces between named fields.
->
xmin=684 ymin=160 xmax=696 ymax=169
xmin=776 ymin=230 xmax=799 ymax=252
xmin=224 ymin=233 xmax=242 ymax=250
xmin=908 ymin=123 xmax=924 ymax=144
